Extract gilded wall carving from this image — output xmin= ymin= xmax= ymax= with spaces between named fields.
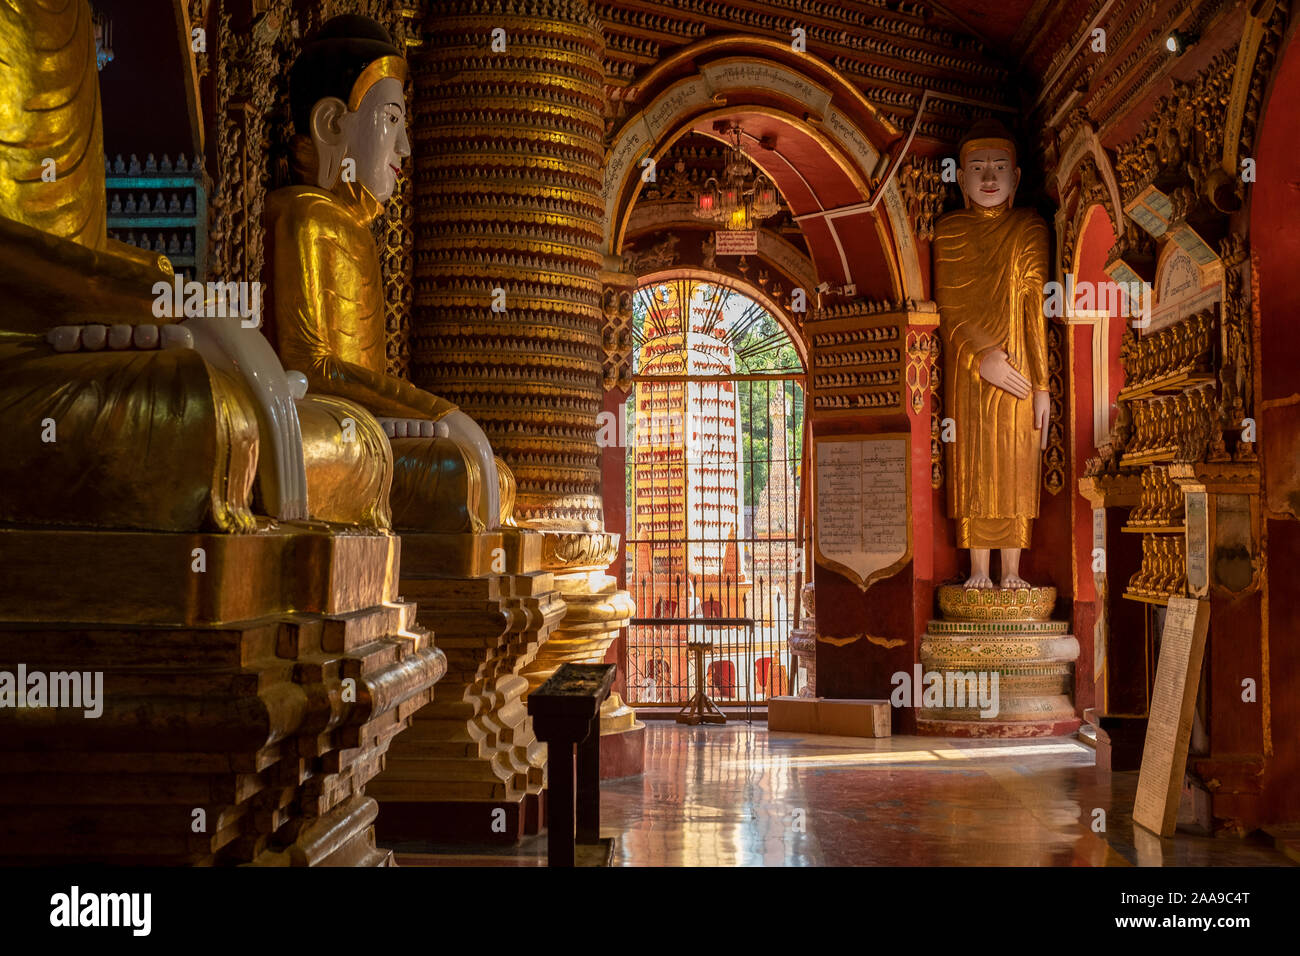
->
xmin=1043 ymin=321 xmax=1065 ymax=496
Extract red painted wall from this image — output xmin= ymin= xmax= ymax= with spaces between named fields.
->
xmin=1248 ymin=18 xmax=1300 ymax=823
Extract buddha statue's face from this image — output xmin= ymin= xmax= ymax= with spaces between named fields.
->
xmin=310 ymin=76 xmax=410 ymax=203
xmin=958 ymin=146 xmax=1019 ymax=208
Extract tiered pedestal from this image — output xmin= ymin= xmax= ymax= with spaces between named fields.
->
xmin=369 ymin=529 xmax=565 ymax=843
xmin=0 ymin=526 xmax=445 ymax=865
xmin=522 ymin=532 xmax=640 ymax=780
xmin=916 ymin=586 xmax=1081 ymax=738
xmin=790 ymin=584 xmax=817 ymax=697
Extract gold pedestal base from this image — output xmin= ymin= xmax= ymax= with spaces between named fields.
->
xmin=918 ymin=586 xmax=1079 ymax=736
xmin=368 ymin=532 xmax=564 ymax=839
xmin=523 ymin=530 xmax=636 ymax=735
xmin=0 ymin=527 xmax=445 ymax=865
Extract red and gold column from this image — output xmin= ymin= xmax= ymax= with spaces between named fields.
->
xmin=412 ymin=1 xmax=638 ymax=774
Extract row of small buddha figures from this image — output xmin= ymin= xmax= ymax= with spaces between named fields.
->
xmin=814 ymin=389 xmax=900 ymax=409
xmin=1126 ymin=534 xmax=1188 ymax=599
xmin=817 ymin=369 xmax=900 ymax=388
xmin=1121 ymin=382 xmax=1220 ymax=460
xmin=106 ymin=230 xmax=194 ymax=257
xmin=108 ymin=192 xmax=196 ymax=216
xmin=1129 ymin=465 xmax=1185 ymax=527
xmin=1120 ymin=309 xmax=1216 ymax=386
xmin=811 ymin=325 xmax=900 ymax=348
xmin=105 ymin=152 xmax=200 ymax=176
xmin=813 ymin=347 xmax=901 ymax=368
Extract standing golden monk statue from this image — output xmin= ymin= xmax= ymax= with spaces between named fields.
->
xmin=933 ymin=119 xmax=1051 ymax=589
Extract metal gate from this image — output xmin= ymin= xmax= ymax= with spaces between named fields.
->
xmin=623 ymin=277 xmax=807 ymax=708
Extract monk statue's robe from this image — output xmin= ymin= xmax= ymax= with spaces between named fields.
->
xmin=266 ymin=178 xmax=485 ymax=533
xmin=932 ymin=203 xmax=1050 ymax=549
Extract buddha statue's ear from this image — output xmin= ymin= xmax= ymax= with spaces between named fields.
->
xmin=309 ymin=96 xmax=350 ymax=190
xmin=1008 ymin=166 xmax=1022 ymax=208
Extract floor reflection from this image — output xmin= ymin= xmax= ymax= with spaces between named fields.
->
xmin=395 ymin=722 xmax=1295 ymax=867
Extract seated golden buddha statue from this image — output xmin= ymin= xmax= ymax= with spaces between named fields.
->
xmin=0 ymin=0 xmax=263 ymax=532
xmin=266 ymin=15 xmax=503 ymax=533
xmin=0 ymin=1 xmax=396 ymax=534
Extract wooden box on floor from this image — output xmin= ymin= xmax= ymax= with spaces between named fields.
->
xmin=768 ymin=696 xmax=891 ymax=737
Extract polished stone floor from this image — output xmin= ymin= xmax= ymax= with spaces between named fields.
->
xmin=395 ymin=722 xmax=1294 ymax=866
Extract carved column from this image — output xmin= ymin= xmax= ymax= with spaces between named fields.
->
xmin=410 ymin=1 xmax=637 ymax=775
xmin=411 ymin=0 xmax=606 ymax=528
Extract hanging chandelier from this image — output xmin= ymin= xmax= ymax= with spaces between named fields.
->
xmin=692 ymin=124 xmax=781 ymax=231
xmin=92 ymin=7 xmax=114 ymax=71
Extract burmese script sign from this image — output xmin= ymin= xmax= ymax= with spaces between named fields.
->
xmin=714 ymin=230 xmax=757 ymax=256
xmin=814 ymin=435 xmax=911 ymax=590
xmin=1133 ymin=596 xmax=1211 ymax=837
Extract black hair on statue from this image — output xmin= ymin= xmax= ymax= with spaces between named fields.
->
xmin=289 ymin=15 xmax=400 ymax=136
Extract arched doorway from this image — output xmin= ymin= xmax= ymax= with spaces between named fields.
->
xmin=624 ymin=274 xmax=806 ymax=707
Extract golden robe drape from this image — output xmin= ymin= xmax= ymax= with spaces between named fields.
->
xmin=933 ymin=203 xmax=1049 ymax=548
xmin=265 ymin=181 xmax=455 ymax=421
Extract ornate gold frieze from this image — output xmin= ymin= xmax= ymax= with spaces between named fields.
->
xmin=1111 ymin=46 xmax=1239 ymax=209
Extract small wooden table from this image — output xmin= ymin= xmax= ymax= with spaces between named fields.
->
xmin=631 ymin=616 xmax=757 ymax=726
xmin=527 ymin=663 xmax=616 ymax=867
xmin=678 ymin=639 xmax=728 ymax=725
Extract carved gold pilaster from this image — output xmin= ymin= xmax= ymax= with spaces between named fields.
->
xmin=1044 ymin=322 xmax=1066 ymax=495
xmin=906 ymin=329 xmax=943 ymax=490
xmin=600 ymin=260 xmax=637 ymax=392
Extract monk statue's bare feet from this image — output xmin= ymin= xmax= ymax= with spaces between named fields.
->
xmin=964 ymin=573 xmax=995 ymax=589
xmin=1001 ymin=573 xmax=1030 ymax=589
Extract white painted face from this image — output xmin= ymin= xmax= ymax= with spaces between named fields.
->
xmin=958 ymin=146 xmax=1020 ymax=208
xmin=338 ymin=77 xmax=410 ymax=203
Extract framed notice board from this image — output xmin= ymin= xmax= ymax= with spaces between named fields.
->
xmin=812 ymin=433 xmax=911 ymax=591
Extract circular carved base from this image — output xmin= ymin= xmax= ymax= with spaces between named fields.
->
xmin=937 ymin=584 xmax=1057 ymax=621
xmin=918 ymin=617 xmax=1079 ymax=728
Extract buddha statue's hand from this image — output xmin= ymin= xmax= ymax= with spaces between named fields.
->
xmin=1033 ymin=390 xmax=1050 ymax=449
xmin=978 ymin=348 xmax=1031 ymax=399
